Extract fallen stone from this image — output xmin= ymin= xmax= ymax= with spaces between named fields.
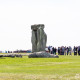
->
xmin=28 ymin=51 xmax=59 ymax=58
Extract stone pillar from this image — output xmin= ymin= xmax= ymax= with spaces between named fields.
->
xmin=31 ymin=24 xmax=47 ymax=52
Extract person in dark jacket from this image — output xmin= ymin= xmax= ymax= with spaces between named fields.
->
xmin=54 ymin=47 xmax=57 ymax=55
xmin=74 ymin=46 xmax=77 ymax=55
xmin=78 ymin=46 xmax=80 ymax=55
xmin=67 ymin=47 xmax=69 ymax=55
xmin=52 ymin=47 xmax=55 ymax=54
xmin=58 ymin=47 xmax=60 ymax=55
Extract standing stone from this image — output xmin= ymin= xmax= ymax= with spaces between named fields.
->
xmin=31 ymin=24 xmax=47 ymax=52
xmin=28 ymin=24 xmax=59 ymax=58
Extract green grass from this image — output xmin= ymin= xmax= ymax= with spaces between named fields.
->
xmin=0 ymin=54 xmax=80 ymax=80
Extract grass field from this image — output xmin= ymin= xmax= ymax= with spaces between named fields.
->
xmin=0 ymin=54 xmax=80 ymax=80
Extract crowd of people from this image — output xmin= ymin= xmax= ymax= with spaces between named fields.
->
xmin=45 ymin=46 xmax=80 ymax=55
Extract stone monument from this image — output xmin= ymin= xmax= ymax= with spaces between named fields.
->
xmin=31 ymin=24 xmax=47 ymax=52
xmin=28 ymin=24 xmax=59 ymax=58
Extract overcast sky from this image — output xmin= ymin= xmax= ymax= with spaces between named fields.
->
xmin=0 ymin=0 xmax=80 ymax=51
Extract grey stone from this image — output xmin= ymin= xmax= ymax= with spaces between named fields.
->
xmin=15 ymin=54 xmax=22 ymax=58
xmin=31 ymin=24 xmax=47 ymax=52
xmin=28 ymin=51 xmax=59 ymax=58
xmin=29 ymin=24 xmax=59 ymax=58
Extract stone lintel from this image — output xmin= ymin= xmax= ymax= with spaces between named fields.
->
xmin=31 ymin=24 xmax=44 ymax=30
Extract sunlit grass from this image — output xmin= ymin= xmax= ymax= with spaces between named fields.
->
xmin=0 ymin=54 xmax=80 ymax=80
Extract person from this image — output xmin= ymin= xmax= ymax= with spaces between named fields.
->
xmin=60 ymin=47 xmax=62 ymax=55
xmin=78 ymin=46 xmax=80 ymax=55
xmin=74 ymin=46 xmax=77 ymax=55
xmin=58 ymin=47 xmax=60 ymax=55
xmin=68 ymin=46 xmax=72 ymax=55
xmin=48 ymin=46 xmax=50 ymax=53
xmin=50 ymin=46 xmax=53 ymax=54
xmin=62 ymin=46 xmax=65 ymax=55
xmin=52 ymin=47 xmax=55 ymax=54
xmin=67 ymin=47 xmax=69 ymax=55
xmin=45 ymin=47 xmax=49 ymax=53
xmin=54 ymin=47 xmax=57 ymax=55
xmin=60 ymin=46 xmax=64 ymax=55
xmin=64 ymin=46 xmax=67 ymax=55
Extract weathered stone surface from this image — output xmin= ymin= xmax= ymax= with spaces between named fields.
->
xmin=28 ymin=51 xmax=59 ymax=58
xmin=29 ymin=24 xmax=59 ymax=58
xmin=31 ymin=24 xmax=47 ymax=52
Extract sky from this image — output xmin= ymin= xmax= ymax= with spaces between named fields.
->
xmin=0 ymin=0 xmax=80 ymax=51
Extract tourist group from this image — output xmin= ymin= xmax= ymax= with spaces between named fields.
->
xmin=45 ymin=46 xmax=80 ymax=55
